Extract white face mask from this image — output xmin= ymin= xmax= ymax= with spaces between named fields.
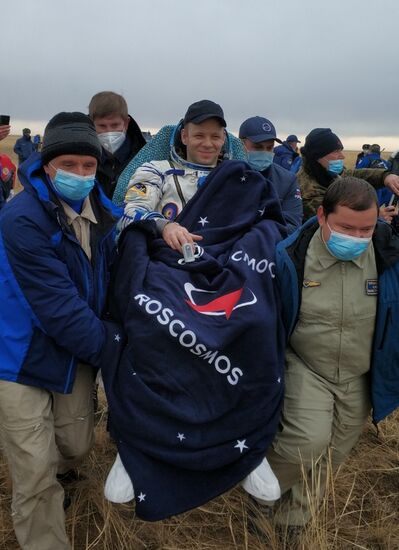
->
xmin=98 ymin=131 xmax=126 ymax=154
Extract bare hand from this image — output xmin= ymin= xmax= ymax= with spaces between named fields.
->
xmin=383 ymin=174 xmax=399 ymax=195
xmin=0 ymin=125 xmax=10 ymax=141
xmin=379 ymin=205 xmax=398 ymax=224
xmin=162 ymin=222 xmax=203 ymax=251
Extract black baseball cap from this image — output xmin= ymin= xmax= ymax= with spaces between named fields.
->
xmin=183 ymin=100 xmax=226 ymax=127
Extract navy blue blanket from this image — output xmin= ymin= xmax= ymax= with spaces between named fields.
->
xmin=102 ymin=160 xmax=287 ymax=520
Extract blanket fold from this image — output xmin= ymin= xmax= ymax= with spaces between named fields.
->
xmin=102 ymin=160 xmax=287 ymax=520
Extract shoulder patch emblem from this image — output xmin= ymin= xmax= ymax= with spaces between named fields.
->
xmin=132 ymin=183 xmax=147 ymax=196
xmin=162 ymin=202 xmax=179 ymax=220
xmin=125 ymin=183 xmax=147 ymax=200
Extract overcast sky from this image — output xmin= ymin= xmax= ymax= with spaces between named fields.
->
xmin=2 ymin=0 xmax=399 ymax=148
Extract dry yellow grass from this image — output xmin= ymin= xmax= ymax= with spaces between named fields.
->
xmin=0 ymin=393 xmax=398 ymax=550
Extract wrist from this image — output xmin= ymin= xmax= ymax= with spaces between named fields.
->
xmin=161 ymin=220 xmax=179 ymax=235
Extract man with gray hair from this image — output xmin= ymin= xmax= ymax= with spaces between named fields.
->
xmin=0 ymin=112 xmax=122 ymax=549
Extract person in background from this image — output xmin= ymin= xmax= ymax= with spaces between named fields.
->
xmin=356 ymin=143 xmax=391 ymax=170
xmin=33 ymin=134 xmax=42 ymax=152
xmin=13 ymin=128 xmax=35 ymax=164
xmin=355 ymin=143 xmax=370 ymax=167
xmin=89 ymin=91 xmax=146 ymax=199
xmin=239 ymin=117 xmax=303 ymax=233
xmin=298 ymin=128 xmax=399 ymax=221
xmin=274 ymin=134 xmax=301 ymax=173
xmin=0 ymin=112 xmax=122 ymax=550
xmin=254 ymin=177 xmax=399 ymax=530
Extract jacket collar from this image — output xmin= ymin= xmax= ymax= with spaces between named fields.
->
xmin=18 ymin=152 xmax=122 ymax=225
xmin=281 ymin=216 xmax=399 ymax=275
xmin=312 ymin=227 xmax=372 ymax=270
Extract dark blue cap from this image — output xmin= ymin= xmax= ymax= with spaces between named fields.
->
xmin=239 ymin=116 xmax=282 ymax=144
xmin=183 ymin=100 xmax=226 ymax=127
xmin=286 ymin=134 xmax=301 ymax=143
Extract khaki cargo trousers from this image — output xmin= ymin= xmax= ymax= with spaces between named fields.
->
xmin=0 ymin=365 xmax=95 ymax=550
xmin=262 ymin=361 xmax=370 ymax=526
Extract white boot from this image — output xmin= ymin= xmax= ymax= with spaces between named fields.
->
xmin=104 ymin=453 xmax=135 ymax=503
xmin=241 ymin=457 xmax=281 ymax=501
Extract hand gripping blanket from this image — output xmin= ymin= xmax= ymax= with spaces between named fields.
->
xmin=102 ymin=160 xmax=287 ymax=520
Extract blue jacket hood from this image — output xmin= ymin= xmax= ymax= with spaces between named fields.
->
xmin=18 ymin=152 xmax=122 ymax=219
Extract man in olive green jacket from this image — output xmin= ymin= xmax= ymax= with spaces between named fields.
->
xmin=298 ymin=128 xmax=399 ymax=221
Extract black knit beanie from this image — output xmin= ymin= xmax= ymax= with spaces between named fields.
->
xmin=301 ymin=128 xmax=343 ymax=160
xmin=41 ymin=112 xmax=102 ymax=165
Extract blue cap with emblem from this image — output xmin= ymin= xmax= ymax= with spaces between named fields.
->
xmin=239 ymin=116 xmax=282 ymax=144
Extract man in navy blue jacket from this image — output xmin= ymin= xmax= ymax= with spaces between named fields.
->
xmin=13 ymin=127 xmax=36 ymax=164
xmin=0 ymin=112 xmax=122 ymax=550
xmin=273 ymin=134 xmax=301 ymax=172
xmin=239 ymin=117 xmax=303 ymax=233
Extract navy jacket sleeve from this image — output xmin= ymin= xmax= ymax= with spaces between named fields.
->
xmin=279 ymin=154 xmax=292 ymax=171
xmin=13 ymin=139 xmax=22 ymax=156
xmin=280 ymin=174 xmax=303 ymax=233
xmin=274 ymin=145 xmax=294 ymax=171
xmin=2 ymin=215 xmax=107 ymax=365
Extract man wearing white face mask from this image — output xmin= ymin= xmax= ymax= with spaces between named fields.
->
xmin=239 ymin=116 xmax=303 ymax=234
xmin=0 ymin=112 xmax=123 ymax=550
xmin=251 ymin=177 xmax=399 ymax=532
xmin=89 ymin=91 xmax=146 ymax=199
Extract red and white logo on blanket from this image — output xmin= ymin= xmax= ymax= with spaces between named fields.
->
xmin=184 ymin=283 xmax=257 ymax=319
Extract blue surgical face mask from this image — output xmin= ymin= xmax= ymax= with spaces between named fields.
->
xmin=50 ymin=164 xmax=96 ymax=201
xmin=325 ymin=222 xmax=371 ymax=261
xmin=327 ymin=159 xmax=344 ymax=175
xmin=247 ymin=151 xmax=274 ymax=172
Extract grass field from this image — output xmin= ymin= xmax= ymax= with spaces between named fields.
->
xmin=0 ymin=136 xmax=398 ymax=549
xmin=0 ymin=395 xmax=397 ymax=550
